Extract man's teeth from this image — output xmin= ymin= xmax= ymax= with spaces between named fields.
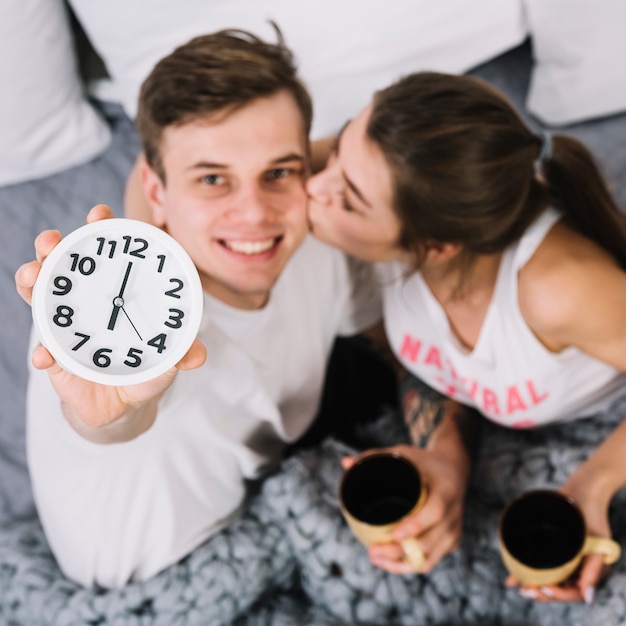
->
xmin=224 ymin=238 xmax=277 ymax=254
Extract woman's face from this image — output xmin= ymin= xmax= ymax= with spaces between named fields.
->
xmin=306 ymin=105 xmax=404 ymax=263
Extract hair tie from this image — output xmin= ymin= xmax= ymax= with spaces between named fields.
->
xmin=534 ymin=130 xmax=553 ymax=177
xmin=537 ymin=130 xmax=553 ymax=162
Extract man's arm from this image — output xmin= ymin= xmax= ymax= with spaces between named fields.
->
xmin=124 ymin=154 xmax=154 ymax=222
xmin=310 ymin=136 xmax=336 ymax=173
xmin=358 ymin=320 xmax=404 ymax=379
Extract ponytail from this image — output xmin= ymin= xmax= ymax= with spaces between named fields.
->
xmin=544 ymin=136 xmax=626 ymax=269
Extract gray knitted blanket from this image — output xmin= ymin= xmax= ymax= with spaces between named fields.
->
xmin=2 ymin=43 xmax=626 ymax=625
xmin=2 ymin=397 xmax=626 ymax=626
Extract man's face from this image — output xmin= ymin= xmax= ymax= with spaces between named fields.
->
xmin=143 ymin=91 xmax=309 ymax=310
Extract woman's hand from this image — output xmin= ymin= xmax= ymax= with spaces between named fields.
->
xmin=343 ymin=442 xmax=469 ymax=575
xmin=507 ymin=465 xmax=616 ymax=604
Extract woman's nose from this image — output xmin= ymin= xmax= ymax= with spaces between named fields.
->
xmin=306 ymin=169 xmax=333 ymax=204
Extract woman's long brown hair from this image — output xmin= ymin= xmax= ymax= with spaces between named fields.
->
xmin=367 ymin=72 xmax=626 ymax=277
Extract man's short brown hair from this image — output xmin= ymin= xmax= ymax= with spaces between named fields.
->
xmin=136 ymin=26 xmax=313 ymax=181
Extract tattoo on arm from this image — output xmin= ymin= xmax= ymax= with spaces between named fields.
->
xmin=402 ymin=377 xmax=447 ymax=448
xmin=401 ymin=374 xmax=480 ymax=456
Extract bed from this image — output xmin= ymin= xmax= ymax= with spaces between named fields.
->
xmin=1 ymin=1 xmax=626 ymax=624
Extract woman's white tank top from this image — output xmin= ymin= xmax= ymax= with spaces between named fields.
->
xmin=381 ymin=209 xmax=626 ymax=427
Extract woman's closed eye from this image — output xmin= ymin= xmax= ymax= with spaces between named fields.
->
xmin=340 ymin=192 xmax=356 ymax=213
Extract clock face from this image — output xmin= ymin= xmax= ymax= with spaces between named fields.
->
xmin=32 ymin=218 xmax=204 ymax=386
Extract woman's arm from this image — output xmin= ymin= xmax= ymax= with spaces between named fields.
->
xmin=521 ymin=221 xmax=626 ymax=496
xmin=517 ymin=220 xmax=626 ymax=602
xmin=358 ymin=373 xmax=479 ymax=574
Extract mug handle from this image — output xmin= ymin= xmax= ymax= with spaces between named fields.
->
xmin=401 ymin=537 xmax=426 ymax=571
xmin=583 ymin=536 xmax=622 ymax=565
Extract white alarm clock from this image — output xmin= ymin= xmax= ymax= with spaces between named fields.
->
xmin=31 ymin=218 xmax=204 ymax=386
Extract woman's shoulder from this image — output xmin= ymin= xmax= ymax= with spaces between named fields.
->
xmin=517 ymin=220 xmax=625 ymax=351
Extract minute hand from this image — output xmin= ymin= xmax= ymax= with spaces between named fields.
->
xmin=107 ymin=261 xmax=133 ymax=331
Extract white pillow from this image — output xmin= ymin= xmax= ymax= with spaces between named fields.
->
xmin=69 ymin=0 xmax=527 ymax=140
xmin=0 ymin=0 xmax=111 ymax=186
xmin=525 ymin=0 xmax=626 ymax=125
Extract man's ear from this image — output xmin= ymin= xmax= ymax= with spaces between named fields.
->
xmin=140 ymin=157 xmax=166 ymax=227
xmin=424 ymin=241 xmax=462 ymax=264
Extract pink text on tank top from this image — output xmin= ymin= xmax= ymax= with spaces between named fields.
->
xmin=399 ymin=334 xmax=549 ymax=427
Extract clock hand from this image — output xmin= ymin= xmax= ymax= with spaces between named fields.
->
xmin=107 ymin=301 xmax=122 ymax=331
xmin=117 ymin=261 xmax=133 ymax=299
xmin=120 ymin=306 xmax=143 ymax=342
xmin=107 ymin=261 xmax=133 ymax=331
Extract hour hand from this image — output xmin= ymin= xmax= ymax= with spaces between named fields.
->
xmin=107 ymin=298 xmax=123 ymax=331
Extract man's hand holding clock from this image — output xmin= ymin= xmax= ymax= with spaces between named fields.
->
xmin=15 ymin=204 xmax=206 ymax=444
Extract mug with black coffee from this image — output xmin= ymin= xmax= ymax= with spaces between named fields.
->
xmin=339 ymin=451 xmax=428 ymax=570
xmin=498 ymin=489 xmax=621 ymax=586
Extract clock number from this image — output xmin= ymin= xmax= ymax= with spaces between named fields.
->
xmin=164 ymin=308 xmax=184 ymax=329
xmin=124 ymin=348 xmax=143 ymax=368
xmin=93 ymin=348 xmax=112 ymax=368
xmin=52 ymin=276 xmax=72 ymax=296
xmin=96 ymin=238 xmax=117 ymax=258
xmin=157 ymin=254 xmax=166 ymax=273
xmin=53 ymin=305 xmax=74 ymax=327
xmin=122 ymin=236 xmax=148 ymax=259
xmin=71 ymin=332 xmax=90 ymax=351
xmin=147 ymin=333 xmax=167 ymax=353
xmin=165 ymin=278 xmax=184 ymax=299
xmin=69 ymin=254 xmax=96 ymax=275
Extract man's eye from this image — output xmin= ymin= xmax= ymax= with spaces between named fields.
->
xmin=266 ymin=168 xmax=291 ymax=181
xmin=201 ymin=174 xmax=224 ymax=185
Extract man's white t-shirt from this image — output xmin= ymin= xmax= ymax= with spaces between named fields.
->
xmin=27 ymin=235 xmax=381 ymax=588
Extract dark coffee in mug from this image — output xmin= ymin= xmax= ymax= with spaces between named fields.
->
xmin=340 ymin=453 xmax=422 ymax=525
xmin=498 ymin=489 xmax=621 ymax=585
xmin=500 ymin=490 xmax=585 ymax=568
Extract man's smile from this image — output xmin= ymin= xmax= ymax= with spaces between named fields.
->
xmin=219 ymin=236 xmax=283 ymax=255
